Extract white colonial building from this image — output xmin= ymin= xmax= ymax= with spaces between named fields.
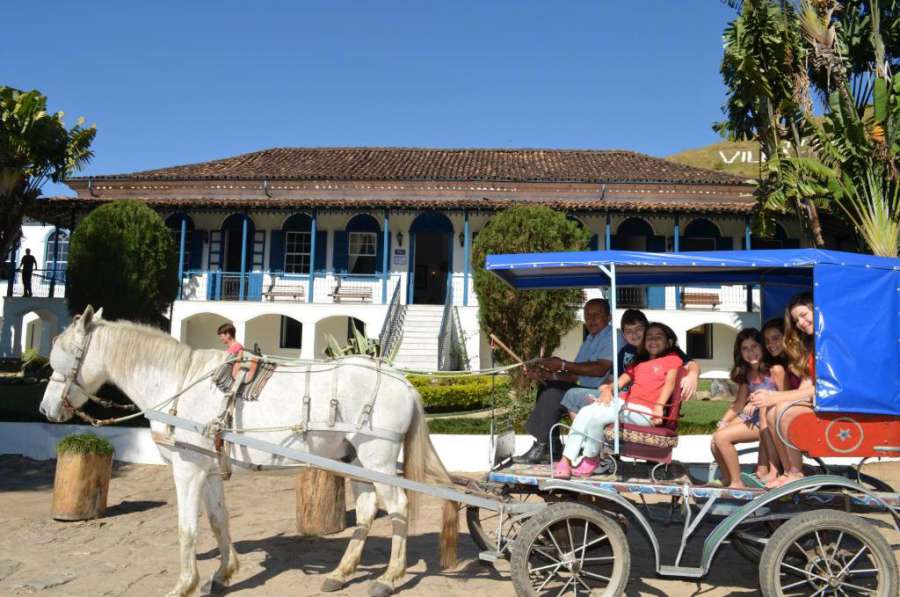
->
xmin=5 ymin=147 xmax=827 ymax=377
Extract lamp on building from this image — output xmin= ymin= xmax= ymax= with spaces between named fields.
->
xmin=395 ymin=231 xmax=403 ymax=246
xmin=458 ymin=232 xmax=465 ymax=247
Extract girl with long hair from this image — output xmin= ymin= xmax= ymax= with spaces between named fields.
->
xmin=711 ymin=328 xmax=785 ymax=488
xmin=750 ymin=292 xmax=817 ymax=488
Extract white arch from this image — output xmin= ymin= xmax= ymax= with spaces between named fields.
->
xmin=0 ymin=300 xmax=69 ymax=358
xmin=179 ymin=312 xmax=232 ymax=350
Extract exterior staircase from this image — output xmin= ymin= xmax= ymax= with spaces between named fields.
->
xmin=391 ymin=305 xmax=444 ymax=371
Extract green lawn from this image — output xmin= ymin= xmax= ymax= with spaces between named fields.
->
xmin=427 ymin=400 xmax=730 ymax=435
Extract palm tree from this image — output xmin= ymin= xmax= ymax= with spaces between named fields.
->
xmin=0 ymin=87 xmax=96 ymax=261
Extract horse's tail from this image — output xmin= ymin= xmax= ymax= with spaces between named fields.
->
xmin=403 ymin=389 xmax=458 ymax=569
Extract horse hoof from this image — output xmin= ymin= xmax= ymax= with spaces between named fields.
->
xmin=321 ymin=578 xmax=346 ymax=593
xmin=368 ymin=581 xmax=394 ymax=597
xmin=199 ymin=579 xmax=226 ymax=595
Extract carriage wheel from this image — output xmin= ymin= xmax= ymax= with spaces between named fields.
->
xmin=731 ymin=519 xmax=784 ymax=564
xmin=510 ymin=502 xmax=630 ymax=596
xmin=466 ymin=489 xmax=542 ymax=554
xmin=758 ymin=510 xmax=898 ymax=596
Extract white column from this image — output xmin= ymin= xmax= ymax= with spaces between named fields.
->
xmin=301 ymin=320 xmax=317 ymax=360
xmin=234 ymin=320 xmax=247 ymax=346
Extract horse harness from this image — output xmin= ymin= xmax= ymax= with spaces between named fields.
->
xmin=203 ymin=359 xmax=403 ymax=481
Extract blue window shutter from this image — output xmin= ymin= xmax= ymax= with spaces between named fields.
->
xmin=248 ymin=272 xmax=263 ymax=300
xmin=588 ymin=234 xmax=598 ymax=251
xmin=189 ymin=231 xmax=205 ymax=270
xmin=333 ymin=231 xmax=348 ymax=274
xmin=375 ymin=231 xmax=385 ymax=273
xmin=647 ymin=286 xmax=666 ymax=309
xmin=206 ymin=271 xmax=217 ymax=300
xmin=315 ymin=230 xmax=327 ymax=273
xmin=269 ymin=231 xmax=284 ymax=272
xmin=716 ymin=236 xmax=734 ymax=250
xmin=646 ymin=235 xmax=667 ymax=308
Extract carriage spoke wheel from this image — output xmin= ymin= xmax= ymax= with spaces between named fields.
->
xmin=759 ymin=510 xmax=898 ymax=597
xmin=510 ymin=502 xmax=629 ymax=596
xmin=466 ymin=488 xmax=542 ymax=554
xmin=732 ymin=519 xmax=784 ymax=564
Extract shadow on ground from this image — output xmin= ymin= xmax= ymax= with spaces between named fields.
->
xmin=197 ymin=531 xmax=502 ymax=594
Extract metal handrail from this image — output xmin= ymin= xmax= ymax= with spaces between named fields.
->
xmin=378 ymin=279 xmax=405 ymax=362
xmin=437 ymin=275 xmax=454 ymax=370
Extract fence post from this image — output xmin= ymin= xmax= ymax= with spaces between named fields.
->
xmin=49 ymin=227 xmax=61 ymax=298
xmin=7 ymin=245 xmax=17 ymax=297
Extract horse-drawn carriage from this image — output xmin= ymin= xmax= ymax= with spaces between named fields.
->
xmin=39 ymin=248 xmax=898 ymax=596
xmin=469 ymin=248 xmax=900 ymax=595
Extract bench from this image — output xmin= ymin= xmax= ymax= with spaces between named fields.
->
xmin=263 ymin=280 xmax=305 ymax=302
xmin=329 ymin=279 xmax=373 ymax=303
xmin=680 ymin=291 xmax=721 ymax=308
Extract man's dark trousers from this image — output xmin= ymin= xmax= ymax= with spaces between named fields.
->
xmin=525 ymin=380 xmax=579 ymax=449
xmin=21 ymin=271 xmax=32 ymax=297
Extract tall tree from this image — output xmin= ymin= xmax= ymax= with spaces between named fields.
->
xmin=472 ymin=205 xmax=590 ymax=367
xmin=718 ymin=0 xmax=900 ymax=255
xmin=0 ymin=87 xmax=95 ymax=260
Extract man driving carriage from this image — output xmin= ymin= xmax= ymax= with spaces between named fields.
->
xmin=513 ymin=298 xmax=700 ymax=465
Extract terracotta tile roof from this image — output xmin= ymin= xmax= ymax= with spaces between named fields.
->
xmin=71 ymin=147 xmax=749 ymax=186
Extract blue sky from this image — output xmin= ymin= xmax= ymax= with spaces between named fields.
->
xmin=4 ymin=1 xmax=738 ymax=195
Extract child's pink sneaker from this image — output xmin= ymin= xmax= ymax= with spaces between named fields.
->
xmin=553 ymin=459 xmax=572 ymax=479
xmin=572 ymin=456 xmax=599 ymax=477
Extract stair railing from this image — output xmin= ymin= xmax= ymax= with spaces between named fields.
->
xmin=378 ymin=278 xmax=406 ymax=362
xmin=437 ymin=275 xmax=468 ymax=371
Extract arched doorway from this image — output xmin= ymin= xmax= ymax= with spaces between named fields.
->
xmin=219 ymin=214 xmax=255 ymax=273
xmin=408 ymin=211 xmax=453 ymax=304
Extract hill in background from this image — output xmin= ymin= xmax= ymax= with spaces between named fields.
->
xmin=667 ymin=140 xmax=761 ymax=180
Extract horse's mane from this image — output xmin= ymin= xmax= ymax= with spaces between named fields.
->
xmin=94 ymin=319 xmax=197 ymax=384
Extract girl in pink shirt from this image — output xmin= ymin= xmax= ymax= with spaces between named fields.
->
xmin=555 ymin=322 xmax=683 ymax=479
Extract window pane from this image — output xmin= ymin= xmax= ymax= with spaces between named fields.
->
xmin=348 ymin=232 xmax=377 ymax=274
xmin=285 ymin=231 xmax=311 ymax=274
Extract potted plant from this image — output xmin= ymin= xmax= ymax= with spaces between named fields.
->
xmin=51 ymin=433 xmax=114 ymax=521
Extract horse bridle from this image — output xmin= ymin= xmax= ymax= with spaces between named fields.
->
xmin=53 ymin=326 xmax=96 ymax=414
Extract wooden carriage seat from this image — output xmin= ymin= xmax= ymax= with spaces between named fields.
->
xmin=602 ymin=367 xmax=685 ymax=464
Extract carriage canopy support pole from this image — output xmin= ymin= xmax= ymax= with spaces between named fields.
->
xmin=596 ymin=262 xmax=619 ymax=453
xmin=144 ymin=409 xmax=530 ymax=514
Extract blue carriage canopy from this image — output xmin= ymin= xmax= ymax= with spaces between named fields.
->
xmin=486 ymin=249 xmax=900 ymax=417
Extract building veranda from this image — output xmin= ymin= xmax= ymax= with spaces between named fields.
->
xmin=4 ymin=147 xmax=815 ymax=376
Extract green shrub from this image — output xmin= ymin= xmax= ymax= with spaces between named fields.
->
xmin=409 ymin=374 xmax=511 ymax=412
xmin=67 ymin=200 xmax=178 ymax=326
xmin=57 ymin=433 xmax=114 ymax=456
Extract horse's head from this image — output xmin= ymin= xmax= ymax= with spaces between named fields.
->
xmin=40 ymin=305 xmax=106 ymax=422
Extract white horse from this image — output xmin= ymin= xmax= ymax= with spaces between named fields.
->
xmin=40 ymin=306 xmax=459 ymax=597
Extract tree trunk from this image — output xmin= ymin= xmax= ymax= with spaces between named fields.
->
xmin=802 ymin=198 xmax=826 ymax=247
xmin=51 ymin=451 xmax=112 ymax=521
xmin=295 ymin=468 xmax=346 ymax=536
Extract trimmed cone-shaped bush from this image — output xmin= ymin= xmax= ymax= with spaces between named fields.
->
xmin=67 ymin=200 xmax=177 ymax=326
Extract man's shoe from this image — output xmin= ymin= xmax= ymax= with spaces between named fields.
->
xmin=513 ymin=441 xmax=549 ymax=465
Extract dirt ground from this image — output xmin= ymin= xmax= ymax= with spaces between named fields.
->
xmin=0 ymin=456 xmax=897 ymax=597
